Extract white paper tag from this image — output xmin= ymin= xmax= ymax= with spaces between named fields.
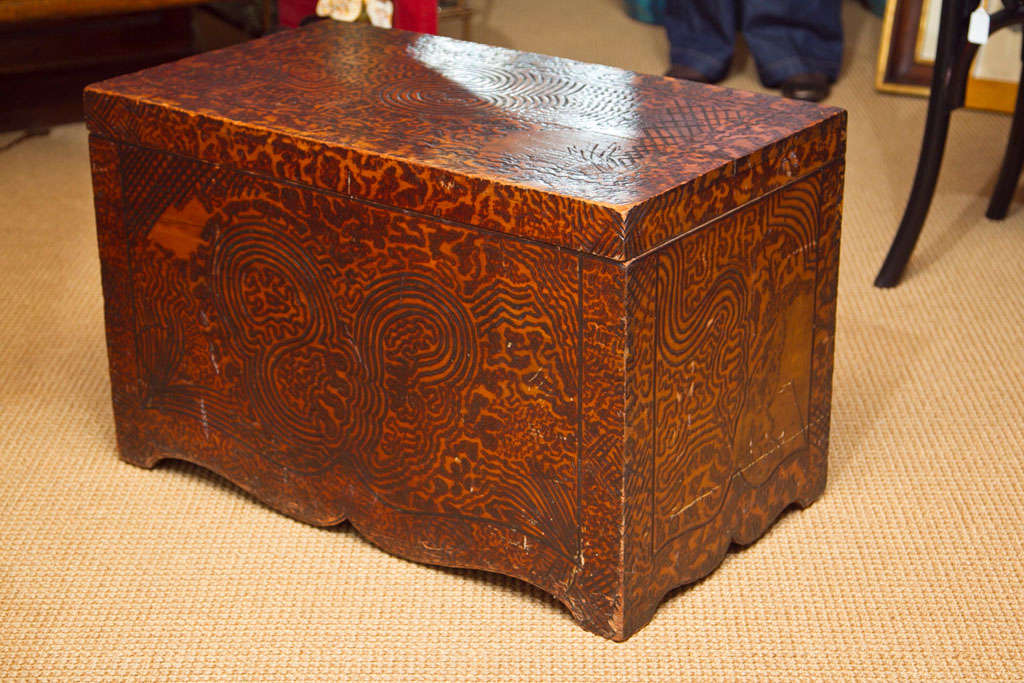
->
xmin=968 ymin=6 xmax=990 ymax=45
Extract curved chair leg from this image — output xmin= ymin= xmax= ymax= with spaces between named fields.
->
xmin=874 ymin=95 xmax=955 ymax=287
xmin=874 ymin=0 xmax=972 ymax=288
xmin=876 ymin=1 xmax=1024 ymax=286
xmin=986 ymin=43 xmax=1024 ymax=218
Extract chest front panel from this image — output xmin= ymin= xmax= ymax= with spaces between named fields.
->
xmin=109 ymin=143 xmax=593 ymax=566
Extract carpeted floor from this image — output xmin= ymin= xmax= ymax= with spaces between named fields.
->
xmin=2 ymin=1 xmax=1023 ymax=679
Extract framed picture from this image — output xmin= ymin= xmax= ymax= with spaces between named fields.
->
xmin=875 ymin=0 xmax=1021 ymax=113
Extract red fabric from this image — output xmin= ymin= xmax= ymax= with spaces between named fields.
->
xmin=277 ymin=0 xmax=316 ymax=27
xmin=393 ymin=0 xmax=437 ymax=33
xmin=277 ymin=0 xmax=437 ymax=33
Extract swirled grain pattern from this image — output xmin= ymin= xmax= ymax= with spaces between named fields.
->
xmin=88 ymin=23 xmax=845 ymax=640
xmin=622 ymin=167 xmax=841 ymax=633
xmin=85 ymin=20 xmax=843 ymax=259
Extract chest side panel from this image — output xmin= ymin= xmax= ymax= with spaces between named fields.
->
xmin=100 ymin=140 xmax=592 ymax=588
xmin=624 ymin=162 xmax=843 ymax=628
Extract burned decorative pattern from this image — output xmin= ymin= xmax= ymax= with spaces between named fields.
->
xmin=85 ymin=20 xmax=841 ymax=258
xmin=621 ymin=169 xmax=840 ymax=631
xmin=87 ymin=23 xmax=845 ymax=641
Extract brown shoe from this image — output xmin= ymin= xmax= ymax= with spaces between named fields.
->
xmin=779 ymin=73 xmax=830 ymax=102
xmin=665 ymin=63 xmax=713 ymax=84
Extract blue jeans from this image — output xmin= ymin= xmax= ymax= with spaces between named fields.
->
xmin=663 ymin=0 xmax=842 ymax=86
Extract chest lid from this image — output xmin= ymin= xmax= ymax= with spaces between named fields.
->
xmin=85 ymin=20 xmax=844 ymax=261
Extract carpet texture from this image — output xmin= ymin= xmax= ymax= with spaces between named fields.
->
xmin=2 ymin=1 xmax=1023 ymax=679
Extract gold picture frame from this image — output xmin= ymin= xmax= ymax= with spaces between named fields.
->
xmin=875 ymin=0 xmax=1020 ymax=113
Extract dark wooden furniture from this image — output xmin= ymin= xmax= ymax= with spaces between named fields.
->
xmin=87 ymin=21 xmax=845 ymax=640
xmin=875 ymin=0 xmax=1024 ymax=287
xmin=0 ymin=0 xmax=270 ymax=132
xmin=877 ymin=0 xmax=1016 ymax=112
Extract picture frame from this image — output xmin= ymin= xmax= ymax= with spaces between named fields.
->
xmin=875 ymin=0 xmax=1020 ymax=113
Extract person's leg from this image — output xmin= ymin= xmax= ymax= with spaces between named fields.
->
xmin=663 ymin=0 xmax=738 ymax=82
xmin=740 ymin=0 xmax=842 ymax=87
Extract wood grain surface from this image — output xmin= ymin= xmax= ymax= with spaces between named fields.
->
xmin=88 ymin=22 xmax=845 ymax=640
xmin=85 ymin=20 xmax=841 ymax=259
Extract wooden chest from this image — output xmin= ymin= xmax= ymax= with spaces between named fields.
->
xmin=86 ymin=21 xmax=845 ymax=640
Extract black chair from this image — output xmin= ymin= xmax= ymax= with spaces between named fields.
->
xmin=876 ymin=0 xmax=1024 ymax=287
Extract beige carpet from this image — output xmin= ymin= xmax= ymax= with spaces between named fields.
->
xmin=2 ymin=1 xmax=1023 ymax=679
